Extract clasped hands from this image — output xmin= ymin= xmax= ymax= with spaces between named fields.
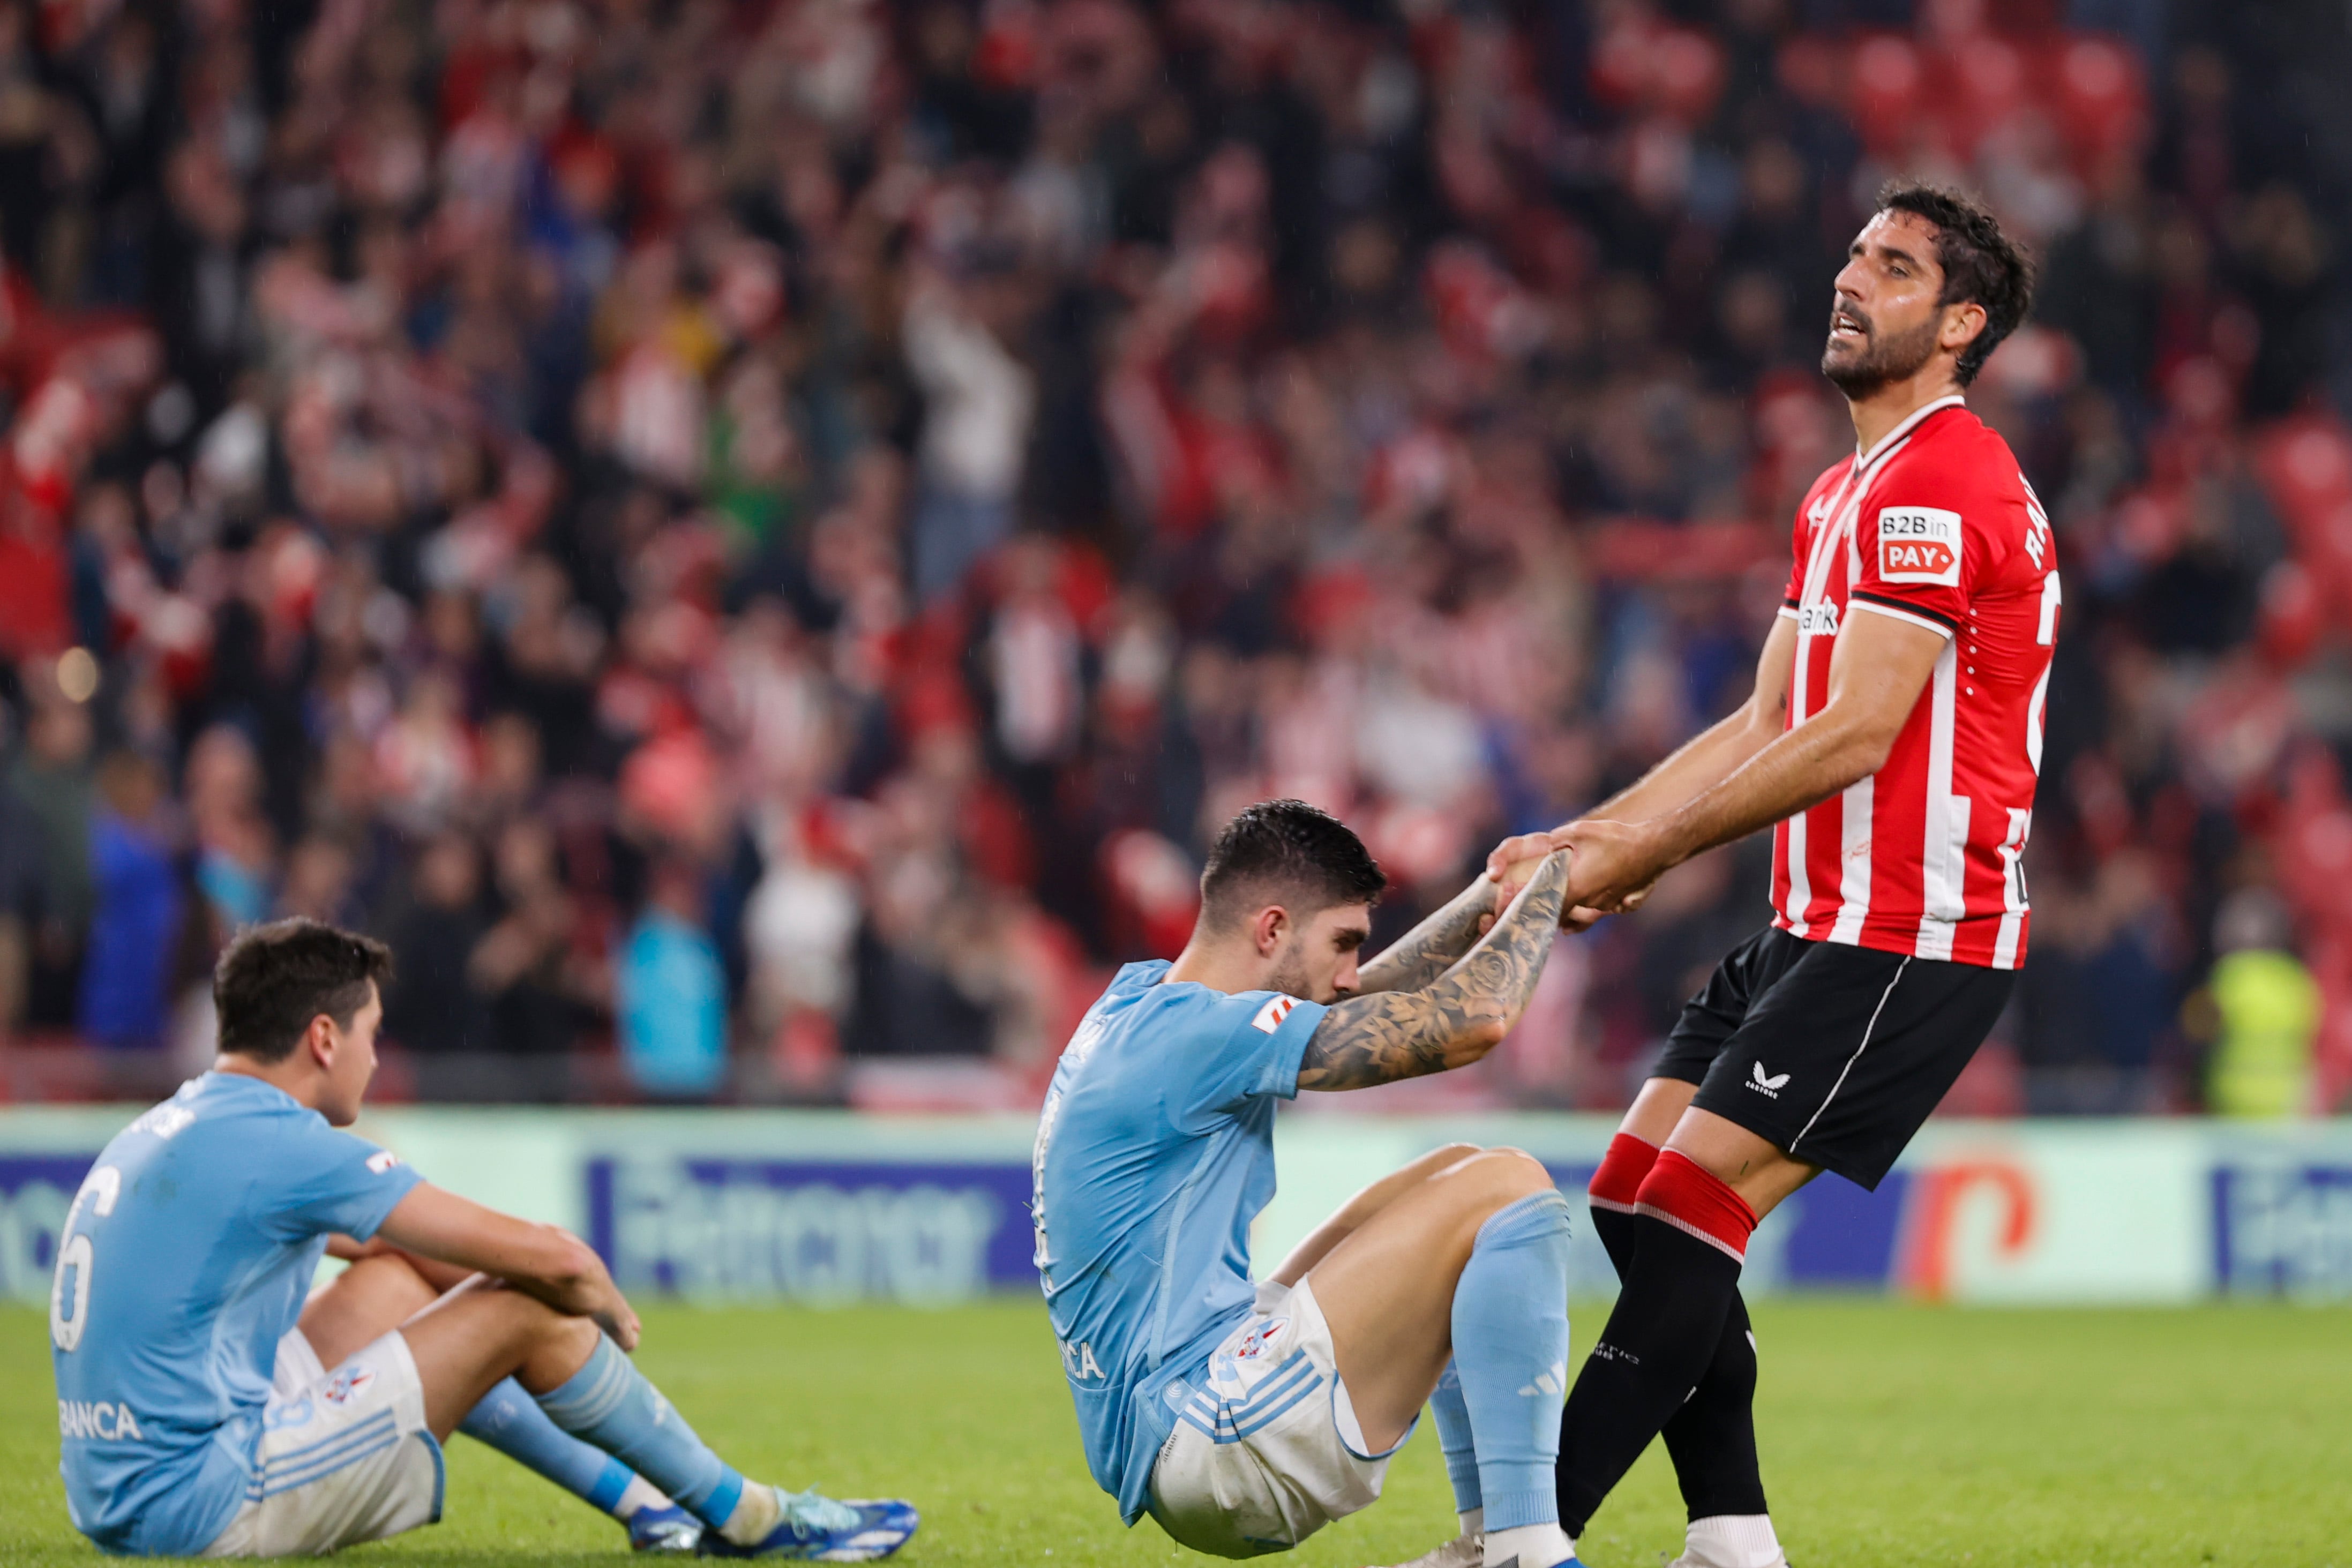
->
xmin=1481 ymin=818 xmax=1665 ymax=932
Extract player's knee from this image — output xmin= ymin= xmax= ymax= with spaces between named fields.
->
xmin=497 ymin=1298 xmax=602 ymax=1394
xmin=1379 ymin=1145 xmax=1485 ymax=1213
xmin=543 ymin=1308 xmax=601 ymax=1356
xmin=1486 ymin=1147 xmax=1556 ymax=1200
xmin=459 ymin=1278 xmax=572 ymax=1348
xmin=510 ymin=1290 xmax=578 ymax=1337
xmin=361 ymin=1252 xmax=441 ymax=1314
xmin=1448 ymin=1147 xmax=1557 ymax=1215
xmin=1418 ymin=1142 xmax=1484 ymax=1179
xmin=510 ymin=1295 xmax=600 ymax=1368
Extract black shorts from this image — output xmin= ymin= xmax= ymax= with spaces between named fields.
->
xmin=1652 ymin=926 xmax=2013 ymax=1191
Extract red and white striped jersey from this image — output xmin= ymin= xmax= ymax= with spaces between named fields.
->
xmin=1770 ymin=396 xmax=2061 ymax=970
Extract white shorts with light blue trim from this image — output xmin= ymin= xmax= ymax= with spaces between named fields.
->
xmin=1148 ymin=1277 xmax=1411 ymax=1558
xmin=203 ymin=1327 xmax=444 ymax=1557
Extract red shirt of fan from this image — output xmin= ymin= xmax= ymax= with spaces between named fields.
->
xmin=1771 ymin=396 xmax=2061 ymax=970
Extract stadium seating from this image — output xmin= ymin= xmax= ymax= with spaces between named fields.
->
xmin=0 ymin=0 xmax=2339 ymax=1119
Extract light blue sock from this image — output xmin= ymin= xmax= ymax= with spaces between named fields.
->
xmin=464 ymin=1376 xmax=640 ymax=1513
xmin=535 ymin=1335 xmax=746 ymax=1528
xmin=1429 ymin=1360 xmax=1484 ymax=1517
xmin=1450 ymin=1190 xmax=1574 ymax=1534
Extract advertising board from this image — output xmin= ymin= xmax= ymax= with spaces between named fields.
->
xmin=1 ymin=1104 xmax=2347 ymax=1306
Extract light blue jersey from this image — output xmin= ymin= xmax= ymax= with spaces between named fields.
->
xmin=1031 ymin=961 xmax=1329 ymax=1524
xmin=49 ymin=1072 xmax=424 ymax=1556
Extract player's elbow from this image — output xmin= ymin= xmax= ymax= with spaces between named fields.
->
xmin=1737 ymin=693 xmax=1786 ymax=747
xmin=1824 ymin=708 xmax=1903 ymax=784
xmin=1454 ymin=1015 xmax=1510 ymax=1060
xmin=1847 ymin=728 xmax=1898 ymax=781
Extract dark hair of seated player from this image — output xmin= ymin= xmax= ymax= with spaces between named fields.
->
xmin=214 ymin=918 xmax=395 ymax=1062
xmin=1198 ymin=799 xmax=1389 ymax=932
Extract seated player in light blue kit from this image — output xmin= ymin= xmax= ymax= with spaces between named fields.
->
xmin=1032 ymin=800 xmax=1590 ymax=1568
xmin=47 ymin=917 xmax=916 ymax=1560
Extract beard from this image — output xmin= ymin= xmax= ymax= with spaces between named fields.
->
xmin=1821 ymin=307 xmax=1942 ymax=398
xmin=1263 ymin=940 xmax=1322 ymax=1004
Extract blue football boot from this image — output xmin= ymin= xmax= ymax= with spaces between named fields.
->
xmin=698 ymin=1487 xmax=918 ymax=1561
xmin=628 ymin=1503 xmax=706 ymax=1552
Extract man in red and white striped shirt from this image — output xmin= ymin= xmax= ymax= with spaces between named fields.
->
xmin=1769 ymin=373 xmax=2058 ymax=970
xmin=1464 ymin=184 xmax=2047 ymax=1568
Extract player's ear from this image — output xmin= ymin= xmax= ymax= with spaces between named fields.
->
xmin=1941 ymin=299 xmax=1986 ymax=355
xmin=1252 ymin=904 xmax=1289 ymax=957
xmin=306 ymin=1011 xmax=338 ymax=1068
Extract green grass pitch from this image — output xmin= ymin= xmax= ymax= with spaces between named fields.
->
xmin=3 ymin=1299 xmax=2349 ymax=1566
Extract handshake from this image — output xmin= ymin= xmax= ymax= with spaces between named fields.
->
xmin=1479 ymin=819 xmax=1662 ymax=933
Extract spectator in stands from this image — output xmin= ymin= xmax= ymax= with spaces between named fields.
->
xmin=471 ymin=817 xmax=598 ymax=1072
xmin=905 ymin=258 xmax=1036 ymax=604
xmin=618 ymin=858 xmax=728 ymax=1100
xmin=0 ymin=0 xmax=2339 ymax=1113
xmin=77 ymin=752 xmax=179 ymax=1049
xmin=185 ymin=726 xmax=273 ymax=934
xmin=5 ymin=693 xmax=97 ymax=1030
xmin=384 ymin=833 xmax=492 ymax=1058
xmin=2197 ymin=889 xmax=2322 ymax=1119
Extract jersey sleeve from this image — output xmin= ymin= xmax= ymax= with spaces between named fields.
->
xmin=1848 ymin=487 xmax=1973 ymax=638
xmin=248 ymin=1115 xmax=425 ymax=1244
xmin=1173 ymin=989 xmax=1329 ymax=1119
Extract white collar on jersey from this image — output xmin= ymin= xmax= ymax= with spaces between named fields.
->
xmin=1854 ymin=393 xmax=1966 ymax=475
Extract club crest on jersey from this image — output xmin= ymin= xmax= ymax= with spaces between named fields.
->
xmin=1251 ymin=996 xmax=1297 ymax=1033
xmin=1233 ymin=1317 xmax=1289 ymax=1360
xmin=322 ymin=1365 xmax=376 ymax=1406
xmin=1878 ymin=507 xmax=1962 ymax=586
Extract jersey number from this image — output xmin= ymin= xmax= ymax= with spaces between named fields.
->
xmin=50 ymin=1166 xmax=121 ymax=1354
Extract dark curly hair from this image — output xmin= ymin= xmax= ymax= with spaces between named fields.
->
xmin=1878 ymin=181 xmax=2035 ymax=387
xmin=215 ymin=918 xmax=394 ymax=1062
xmin=1200 ymin=799 xmax=1387 ymax=931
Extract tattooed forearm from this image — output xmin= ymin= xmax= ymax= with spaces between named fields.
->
xmin=1354 ymin=876 xmax=1499 ymax=995
xmin=1297 ymin=853 xmax=1570 ymax=1091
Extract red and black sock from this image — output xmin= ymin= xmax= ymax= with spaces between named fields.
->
xmin=1559 ymin=1150 xmax=1758 ymax=1537
xmin=1582 ymin=1132 xmax=1658 ymax=1265
xmin=1584 ymin=1134 xmax=1768 ymax=1524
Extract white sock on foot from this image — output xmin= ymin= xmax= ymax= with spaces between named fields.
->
xmin=1484 ymin=1521 xmax=1573 ymax=1568
xmin=718 ymin=1484 xmax=782 ymax=1547
xmin=1685 ymin=1513 xmax=1782 ymax=1568
xmin=611 ymin=1476 xmax=668 ymax=1520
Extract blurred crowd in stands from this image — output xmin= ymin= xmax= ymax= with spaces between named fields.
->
xmin=0 ymin=0 xmax=2345 ymax=1114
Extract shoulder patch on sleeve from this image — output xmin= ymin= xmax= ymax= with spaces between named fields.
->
xmin=365 ymin=1150 xmax=402 ymax=1174
xmin=1250 ymin=996 xmax=1298 ymax=1034
xmin=1877 ymin=506 xmax=1963 ymax=586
